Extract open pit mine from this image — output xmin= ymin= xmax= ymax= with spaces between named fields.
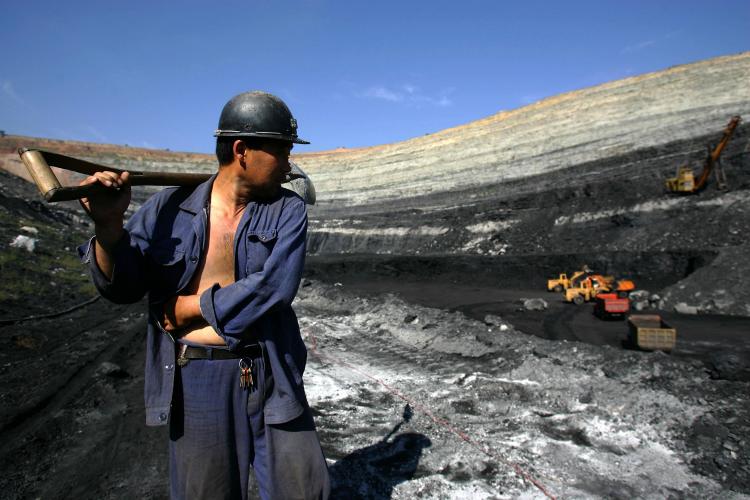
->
xmin=0 ymin=52 xmax=749 ymax=498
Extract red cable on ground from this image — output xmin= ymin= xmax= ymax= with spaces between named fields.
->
xmin=305 ymin=326 xmax=557 ymax=499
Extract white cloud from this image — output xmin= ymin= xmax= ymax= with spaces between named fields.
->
xmin=436 ymin=95 xmax=452 ymax=107
xmin=1 ymin=80 xmax=25 ymax=105
xmin=358 ymin=84 xmax=453 ymax=107
xmin=621 ymin=39 xmax=656 ymax=54
xmin=622 ymin=30 xmax=682 ymax=55
xmin=363 ymin=86 xmax=403 ymax=102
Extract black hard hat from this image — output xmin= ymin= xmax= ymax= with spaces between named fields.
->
xmin=214 ymin=91 xmax=309 ymax=144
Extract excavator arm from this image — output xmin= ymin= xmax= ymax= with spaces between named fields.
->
xmin=691 ymin=116 xmax=741 ymax=192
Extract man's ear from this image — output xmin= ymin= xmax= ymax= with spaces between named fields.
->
xmin=233 ymin=140 xmax=247 ymax=161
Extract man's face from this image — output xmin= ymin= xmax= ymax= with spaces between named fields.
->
xmin=244 ymin=140 xmax=293 ymax=198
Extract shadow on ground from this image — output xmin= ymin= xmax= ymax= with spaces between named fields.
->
xmin=329 ymin=405 xmax=431 ymax=499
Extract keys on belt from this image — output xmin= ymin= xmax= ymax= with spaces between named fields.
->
xmin=239 ymin=358 xmax=253 ymax=390
xmin=175 ymin=344 xmax=258 ymax=390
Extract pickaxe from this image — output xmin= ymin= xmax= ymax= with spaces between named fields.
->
xmin=17 ymin=148 xmax=316 ymax=205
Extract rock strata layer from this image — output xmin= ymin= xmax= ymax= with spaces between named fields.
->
xmin=296 ymin=52 xmax=750 ymax=206
xmin=1 ymin=52 xmax=749 ymax=314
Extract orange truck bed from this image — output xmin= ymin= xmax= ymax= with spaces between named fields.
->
xmin=594 ymin=293 xmax=629 ymax=318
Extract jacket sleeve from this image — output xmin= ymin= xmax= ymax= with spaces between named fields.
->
xmin=77 ymin=200 xmax=157 ymax=304
xmin=199 ymin=196 xmax=307 ymax=349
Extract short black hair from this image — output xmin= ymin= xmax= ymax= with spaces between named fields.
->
xmin=215 ymin=137 xmax=264 ymax=166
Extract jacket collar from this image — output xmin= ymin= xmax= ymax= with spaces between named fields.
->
xmin=177 ymin=172 xmax=287 ymax=215
xmin=178 ymin=174 xmax=217 ymax=214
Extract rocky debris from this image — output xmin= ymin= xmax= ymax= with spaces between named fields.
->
xmin=403 ymin=314 xmax=419 ymax=324
xmin=630 ymin=289 xmax=663 ymax=312
xmin=708 ymin=351 xmax=750 ymax=382
xmin=9 ymin=234 xmax=36 ymax=252
xmin=630 ymin=290 xmax=653 ymax=312
xmin=521 ymin=298 xmax=548 ymax=311
xmin=675 ymin=302 xmax=700 ymax=315
xmin=297 ymin=281 xmax=750 ymax=497
xmin=96 ymin=361 xmax=130 ymax=379
xmin=632 ymin=301 xmax=648 ymax=312
xmin=482 ymin=314 xmax=512 ymax=332
xmin=660 ymin=246 xmax=750 ymax=316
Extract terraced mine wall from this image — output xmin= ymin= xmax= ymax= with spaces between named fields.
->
xmin=303 ymin=129 xmax=750 ymax=256
xmin=1 ymin=52 xmax=749 ymax=314
xmin=296 ymin=53 xmax=750 ymax=315
xmin=296 ymin=53 xmax=750 ymax=206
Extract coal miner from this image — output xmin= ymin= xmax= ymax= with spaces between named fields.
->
xmin=77 ymin=91 xmax=330 ymax=499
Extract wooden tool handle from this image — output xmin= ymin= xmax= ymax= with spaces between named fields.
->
xmin=18 ymin=148 xmax=210 ymax=202
xmin=18 ymin=147 xmax=314 ymax=204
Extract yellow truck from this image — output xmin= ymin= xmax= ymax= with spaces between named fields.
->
xmin=547 ymin=266 xmax=590 ymax=293
xmin=565 ymin=276 xmax=636 ymax=305
xmin=627 ymin=314 xmax=676 ymax=352
xmin=565 ymin=277 xmax=605 ymax=304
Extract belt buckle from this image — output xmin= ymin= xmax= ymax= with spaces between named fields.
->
xmin=177 ymin=344 xmax=189 ymax=367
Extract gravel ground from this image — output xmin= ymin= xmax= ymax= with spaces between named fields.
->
xmin=291 ymin=281 xmax=749 ymax=498
xmin=0 ymin=164 xmax=749 ymax=498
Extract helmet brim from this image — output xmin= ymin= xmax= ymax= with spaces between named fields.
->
xmin=214 ymin=130 xmax=310 ymax=145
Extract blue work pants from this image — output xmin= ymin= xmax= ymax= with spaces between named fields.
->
xmin=168 ymin=349 xmax=330 ymax=499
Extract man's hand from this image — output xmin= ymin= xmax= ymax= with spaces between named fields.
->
xmin=162 ymin=294 xmax=204 ymax=332
xmin=79 ymin=171 xmax=131 ymax=278
xmin=79 ymin=171 xmax=131 ymax=226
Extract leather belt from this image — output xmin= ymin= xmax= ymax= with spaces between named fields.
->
xmin=178 ymin=344 xmax=262 ymax=366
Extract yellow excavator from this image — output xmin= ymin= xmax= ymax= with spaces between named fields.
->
xmin=565 ymin=275 xmax=636 ymax=305
xmin=665 ymin=116 xmax=741 ymax=193
xmin=547 ymin=265 xmax=591 ymax=293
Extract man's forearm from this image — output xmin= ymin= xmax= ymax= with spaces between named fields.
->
xmin=176 ymin=294 xmax=203 ymax=325
xmin=94 ymin=222 xmax=124 ymax=280
xmin=163 ymin=294 xmax=205 ymax=333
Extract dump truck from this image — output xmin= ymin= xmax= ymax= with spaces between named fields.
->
xmin=627 ymin=314 xmax=676 ymax=352
xmin=593 ymin=292 xmax=630 ymax=319
xmin=665 ymin=116 xmax=741 ymax=193
xmin=547 ymin=266 xmax=591 ymax=293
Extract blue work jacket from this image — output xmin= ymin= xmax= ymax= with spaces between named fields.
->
xmin=78 ymin=175 xmax=309 ymax=426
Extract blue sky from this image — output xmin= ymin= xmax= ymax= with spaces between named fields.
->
xmin=1 ymin=1 xmax=748 ymax=154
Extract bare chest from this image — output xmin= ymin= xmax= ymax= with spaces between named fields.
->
xmin=187 ymin=211 xmax=241 ymax=293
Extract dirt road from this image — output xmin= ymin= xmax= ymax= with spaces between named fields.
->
xmin=316 ymin=276 xmax=750 ymax=371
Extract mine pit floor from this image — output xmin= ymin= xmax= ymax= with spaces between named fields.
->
xmin=315 ymin=277 xmax=750 ymax=369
